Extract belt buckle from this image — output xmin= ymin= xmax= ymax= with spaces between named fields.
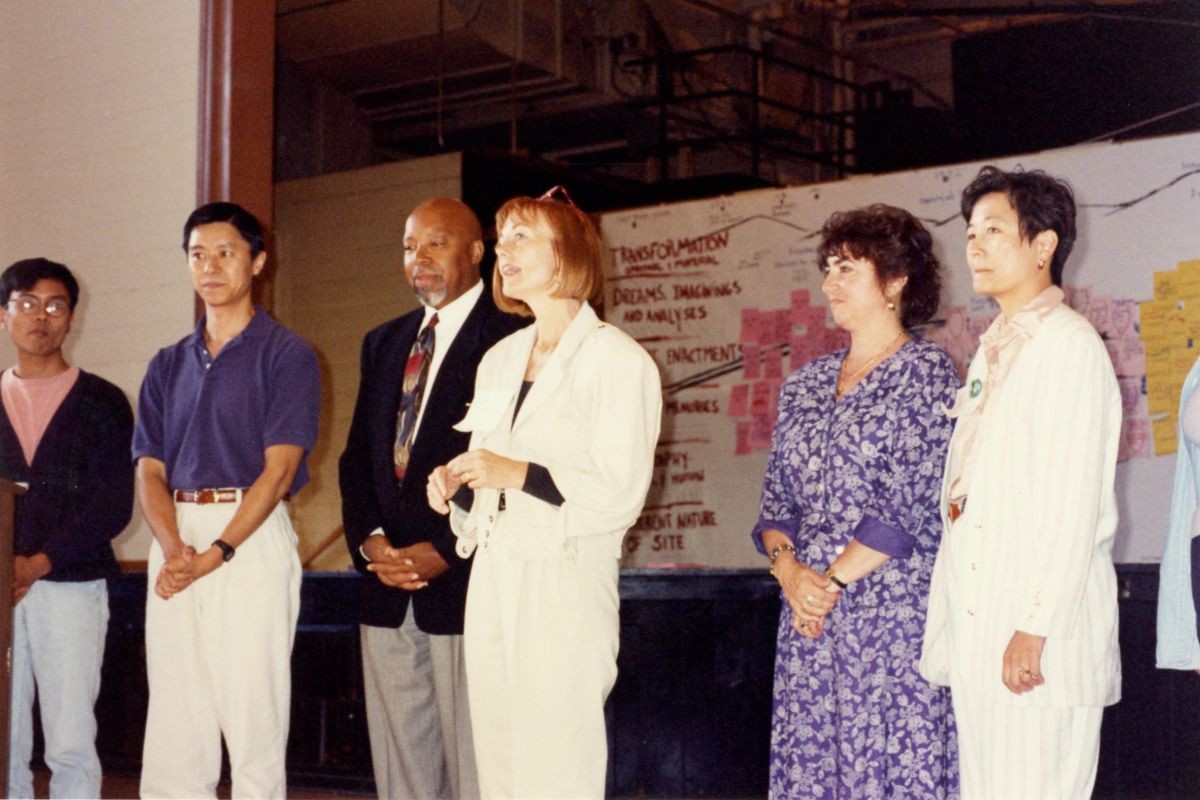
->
xmin=177 ymin=487 xmax=240 ymax=504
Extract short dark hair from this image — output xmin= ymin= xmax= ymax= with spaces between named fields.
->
xmin=960 ymin=165 xmax=1077 ymax=286
xmin=0 ymin=258 xmax=80 ymax=310
xmin=816 ymin=204 xmax=942 ymax=327
xmin=182 ymin=202 xmax=266 ymax=258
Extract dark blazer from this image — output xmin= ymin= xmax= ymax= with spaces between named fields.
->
xmin=339 ymin=288 xmax=526 ymax=634
xmin=0 ymin=370 xmax=134 ymax=583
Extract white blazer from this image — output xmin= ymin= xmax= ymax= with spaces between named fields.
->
xmin=450 ymin=303 xmax=663 ymax=561
xmin=920 ymin=304 xmax=1122 ymax=708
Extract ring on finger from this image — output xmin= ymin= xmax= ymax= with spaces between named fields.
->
xmin=805 ymin=594 xmax=816 ymax=607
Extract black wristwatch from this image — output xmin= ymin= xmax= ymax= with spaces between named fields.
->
xmin=213 ymin=539 xmax=236 ymax=562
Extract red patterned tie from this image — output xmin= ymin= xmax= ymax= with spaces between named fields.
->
xmin=394 ymin=313 xmax=438 ymax=481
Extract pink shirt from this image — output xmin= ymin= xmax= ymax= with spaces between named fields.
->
xmin=1 ymin=366 xmax=80 ymax=465
xmin=946 ymin=285 xmax=1064 ymax=502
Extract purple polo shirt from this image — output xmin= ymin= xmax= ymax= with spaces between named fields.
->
xmin=132 ymin=307 xmax=320 ymax=496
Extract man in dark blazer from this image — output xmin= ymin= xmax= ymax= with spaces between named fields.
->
xmin=340 ymin=197 xmax=525 ymax=800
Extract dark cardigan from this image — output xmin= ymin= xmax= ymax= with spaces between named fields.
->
xmin=0 ymin=369 xmax=134 ymax=582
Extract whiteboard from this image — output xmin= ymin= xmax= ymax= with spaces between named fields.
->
xmin=601 ymin=131 xmax=1200 ymax=568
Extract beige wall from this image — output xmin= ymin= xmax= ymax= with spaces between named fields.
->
xmin=274 ymin=153 xmax=463 ymax=571
xmin=0 ymin=0 xmax=201 ymax=561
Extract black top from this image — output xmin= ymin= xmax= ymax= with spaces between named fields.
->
xmin=0 ymin=370 xmax=134 ymax=582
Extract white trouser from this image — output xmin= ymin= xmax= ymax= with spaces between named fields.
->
xmin=952 ymin=685 xmax=1103 ymax=800
xmin=464 ymin=538 xmax=619 ymax=800
xmin=8 ymin=579 xmax=108 ymax=800
xmin=140 ymin=500 xmax=301 ymax=800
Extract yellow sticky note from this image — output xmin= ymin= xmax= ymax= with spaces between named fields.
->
xmin=1156 ymin=270 xmax=1180 ymax=298
xmin=1173 ymin=351 xmax=1196 ymax=377
xmin=1178 ymin=265 xmax=1200 ymax=297
xmin=1144 ymin=335 xmax=1172 ymax=364
xmin=1161 ymin=318 xmax=1188 ymax=342
xmin=1141 ymin=299 xmax=1179 ymax=328
xmin=1148 ymin=389 xmax=1174 ymax=416
xmin=1154 ymin=416 xmax=1178 ymax=457
xmin=1181 ymin=298 xmax=1200 ymax=333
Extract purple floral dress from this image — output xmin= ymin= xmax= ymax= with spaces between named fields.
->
xmin=752 ymin=339 xmax=959 ymax=799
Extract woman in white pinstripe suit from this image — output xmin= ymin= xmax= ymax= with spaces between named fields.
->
xmin=920 ymin=166 xmax=1122 ymax=800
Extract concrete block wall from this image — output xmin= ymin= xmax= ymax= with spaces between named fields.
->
xmin=0 ymin=0 xmax=202 ymax=561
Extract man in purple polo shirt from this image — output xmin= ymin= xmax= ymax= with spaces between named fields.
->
xmin=132 ymin=202 xmax=320 ymax=800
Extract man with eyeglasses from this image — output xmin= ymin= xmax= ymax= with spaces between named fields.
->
xmin=133 ymin=202 xmax=320 ymax=799
xmin=339 ymin=197 xmax=524 ymax=800
xmin=0 ymin=258 xmax=134 ymax=799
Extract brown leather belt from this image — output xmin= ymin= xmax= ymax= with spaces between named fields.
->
xmin=948 ymin=497 xmax=967 ymax=523
xmin=173 ymin=488 xmax=245 ymax=504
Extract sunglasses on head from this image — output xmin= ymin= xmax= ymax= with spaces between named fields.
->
xmin=538 ymin=185 xmax=579 ymax=208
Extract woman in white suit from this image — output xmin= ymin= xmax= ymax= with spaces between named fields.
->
xmin=920 ymin=166 xmax=1122 ymax=800
xmin=427 ymin=186 xmax=662 ymax=799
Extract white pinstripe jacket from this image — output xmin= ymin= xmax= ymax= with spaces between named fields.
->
xmin=920 ymin=303 xmax=1122 ymax=707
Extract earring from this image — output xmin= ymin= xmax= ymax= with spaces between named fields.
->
xmin=886 ymin=300 xmax=896 ymax=311
xmin=1037 ymin=260 xmax=1046 ymax=270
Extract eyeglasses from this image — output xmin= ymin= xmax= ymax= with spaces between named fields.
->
xmin=7 ymin=295 xmax=70 ymax=319
xmin=538 ymin=185 xmax=579 ymax=208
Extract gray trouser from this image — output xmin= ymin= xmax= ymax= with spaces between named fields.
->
xmin=361 ymin=613 xmax=478 ymax=800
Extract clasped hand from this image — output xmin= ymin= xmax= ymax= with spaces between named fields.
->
xmin=775 ymin=559 xmax=841 ymax=639
xmin=363 ymin=538 xmax=448 ymax=591
xmin=427 ymin=449 xmax=527 ymax=515
xmin=155 ymin=544 xmax=221 ymax=600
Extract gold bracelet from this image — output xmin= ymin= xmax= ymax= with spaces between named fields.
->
xmin=768 ymin=542 xmax=796 ymax=577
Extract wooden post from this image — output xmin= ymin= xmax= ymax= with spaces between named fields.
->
xmin=0 ymin=478 xmax=27 ymax=789
xmin=196 ymin=0 xmax=277 ymax=316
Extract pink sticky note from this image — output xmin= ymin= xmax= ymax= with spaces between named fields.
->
xmin=767 ymin=380 xmax=781 ymax=420
xmin=727 ymin=383 xmax=749 ymax=417
xmin=1065 ymin=284 xmax=1092 ymax=315
xmin=740 ymin=308 xmax=763 ymax=343
xmin=1117 ymin=376 xmax=1145 ymax=416
xmin=1110 ymin=299 xmax=1136 ymax=339
xmin=1110 ymin=338 xmax=1145 ymax=377
xmin=941 ymin=306 xmax=968 ymax=338
xmin=789 ymin=334 xmax=812 ymax=371
xmin=742 ymin=343 xmax=762 ymax=379
xmin=802 ymin=306 xmax=826 ymax=331
xmin=823 ymin=328 xmax=849 ymax=354
xmin=967 ymin=314 xmax=994 ymax=342
xmin=1086 ymin=295 xmax=1114 ymax=336
xmin=749 ymin=415 xmax=774 ymax=449
xmin=772 ymin=309 xmax=793 ymax=344
xmin=1119 ymin=418 xmax=1150 ymax=462
xmin=750 ymin=380 xmax=773 ymax=416
xmin=762 ymin=346 xmax=784 ymax=379
xmin=735 ymin=421 xmax=751 ymax=455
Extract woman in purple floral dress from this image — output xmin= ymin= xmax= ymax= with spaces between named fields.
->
xmin=753 ymin=205 xmax=960 ymax=799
